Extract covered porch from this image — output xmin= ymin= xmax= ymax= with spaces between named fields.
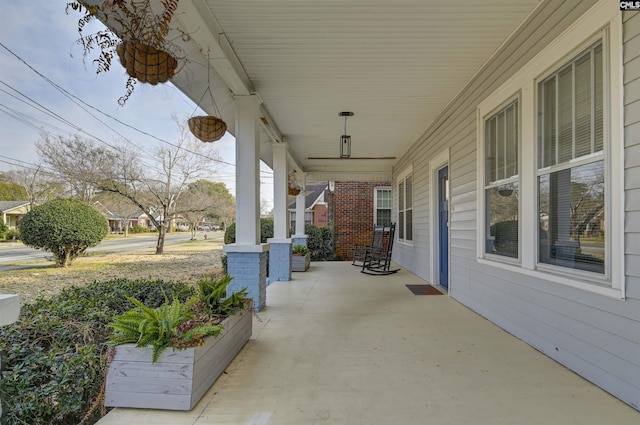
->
xmin=96 ymin=261 xmax=638 ymax=425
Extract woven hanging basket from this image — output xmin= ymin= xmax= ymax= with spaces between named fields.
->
xmin=116 ymin=40 xmax=178 ymax=85
xmin=188 ymin=116 xmax=227 ymax=143
xmin=288 ymin=187 xmax=301 ymax=196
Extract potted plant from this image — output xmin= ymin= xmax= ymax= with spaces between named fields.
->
xmin=292 ymin=244 xmax=310 ymax=272
xmin=104 ymin=275 xmax=252 ymax=410
xmin=67 ymin=0 xmax=185 ymax=105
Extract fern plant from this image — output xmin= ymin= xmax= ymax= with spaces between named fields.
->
xmin=196 ymin=275 xmax=248 ymax=319
xmin=108 ymin=296 xmax=223 ymax=362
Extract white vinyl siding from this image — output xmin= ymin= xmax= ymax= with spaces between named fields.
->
xmin=395 ymin=0 xmax=638 ymax=413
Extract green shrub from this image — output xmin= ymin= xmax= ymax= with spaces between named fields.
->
xmin=130 ymin=225 xmax=150 ymax=233
xmin=304 ymin=224 xmax=333 ymax=261
xmin=0 ymin=278 xmax=194 ymax=425
xmin=0 ymin=221 xmax=7 ymax=239
xmin=19 ymin=199 xmax=108 ymax=267
xmin=221 ymin=254 xmax=228 ymax=274
xmin=224 ymin=218 xmax=274 ymax=244
xmin=4 ymin=228 xmax=19 ymax=241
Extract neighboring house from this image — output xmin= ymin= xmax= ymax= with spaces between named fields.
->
xmin=0 ymin=201 xmax=30 ymax=229
xmin=288 ymin=182 xmax=330 ymax=230
xmin=331 ymin=182 xmax=392 ymax=260
xmin=93 ymin=201 xmax=157 ymax=232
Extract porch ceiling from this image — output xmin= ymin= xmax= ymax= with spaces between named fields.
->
xmin=168 ymin=0 xmax=541 ymax=180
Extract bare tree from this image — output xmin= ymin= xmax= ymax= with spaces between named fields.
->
xmin=186 ymin=180 xmax=235 ymax=230
xmin=177 ymin=186 xmax=215 ymax=239
xmin=93 ymin=190 xmax=141 ymax=236
xmin=99 ymin=119 xmax=221 ymax=254
xmin=37 ymin=134 xmax=118 ymax=202
xmin=8 ymin=165 xmax=62 ymax=207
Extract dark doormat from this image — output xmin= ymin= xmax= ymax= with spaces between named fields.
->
xmin=405 ymin=284 xmax=444 ymax=295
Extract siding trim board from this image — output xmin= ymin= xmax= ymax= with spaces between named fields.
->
xmin=392 ymin=0 xmax=639 ymax=411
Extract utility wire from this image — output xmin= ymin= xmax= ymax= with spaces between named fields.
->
xmin=0 ymin=41 xmax=273 ymax=176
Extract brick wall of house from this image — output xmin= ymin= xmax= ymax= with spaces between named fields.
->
xmin=333 ymin=181 xmax=390 ymax=260
xmin=312 ymin=204 xmax=328 ymax=227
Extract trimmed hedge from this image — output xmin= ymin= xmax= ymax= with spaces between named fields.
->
xmin=19 ymin=199 xmax=108 ymax=267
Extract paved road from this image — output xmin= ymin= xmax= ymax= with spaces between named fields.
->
xmin=0 ymin=232 xmax=222 ymax=267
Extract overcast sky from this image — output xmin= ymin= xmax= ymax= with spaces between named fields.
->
xmin=0 ymin=0 xmax=273 ymax=209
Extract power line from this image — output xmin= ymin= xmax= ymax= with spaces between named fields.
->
xmin=0 ymin=41 xmax=275 ymax=175
xmin=0 ymin=43 xmax=274 ymax=197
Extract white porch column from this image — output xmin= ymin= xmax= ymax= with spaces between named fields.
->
xmin=272 ymin=143 xmax=289 ymax=239
xmin=293 ymin=172 xmax=308 ymax=247
xmin=223 ymin=95 xmax=269 ymax=310
xmin=267 ymin=143 xmax=292 ymax=283
xmin=234 ymin=95 xmax=261 ymax=245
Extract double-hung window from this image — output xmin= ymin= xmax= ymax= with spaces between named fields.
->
xmin=484 ymin=100 xmax=519 ymax=259
xmin=398 ymin=168 xmax=413 ymax=243
xmin=477 ymin=2 xmax=622 ymax=296
xmin=538 ymin=41 xmax=605 ymax=275
xmin=374 ymin=187 xmax=392 ymax=227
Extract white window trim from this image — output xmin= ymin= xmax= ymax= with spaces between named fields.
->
xmin=481 ymin=94 xmax=522 ymax=265
xmin=374 ymin=186 xmax=392 ymax=226
xmin=397 ymin=164 xmax=414 ymax=245
xmin=476 ymin=0 xmax=623 ymax=299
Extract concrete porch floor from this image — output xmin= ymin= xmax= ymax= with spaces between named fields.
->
xmin=96 ymin=261 xmax=639 ymax=425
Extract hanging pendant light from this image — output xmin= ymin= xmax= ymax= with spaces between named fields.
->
xmin=339 ymin=112 xmax=354 ymax=158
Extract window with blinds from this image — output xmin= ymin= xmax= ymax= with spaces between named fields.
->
xmin=398 ymin=174 xmax=413 ymax=242
xmin=484 ymin=100 xmax=519 ymax=259
xmin=374 ymin=187 xmax=391 ymax=227
xmin=537 ymin=40 xmax=605 ymax=274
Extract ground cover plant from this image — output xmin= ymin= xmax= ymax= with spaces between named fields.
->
xmin=0 ymin=278 xmax=197 ymax=425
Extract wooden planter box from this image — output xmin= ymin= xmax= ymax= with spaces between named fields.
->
xmin=292 ymin=254 xmax=310 ymax=272
xmin=105 ymin=306 xmax=252 ymax=410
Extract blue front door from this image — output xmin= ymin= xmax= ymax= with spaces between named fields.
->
xmin=438 ymin=166 xmax=449 ymax=290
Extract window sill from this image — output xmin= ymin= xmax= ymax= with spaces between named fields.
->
xmin=477 ymin=258 xmax=624 ymax=299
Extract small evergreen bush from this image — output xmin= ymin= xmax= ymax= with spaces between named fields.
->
xmin=224 ymin=217 xmax=274 ymax=244
xmin=130 ymin=225 xmax=150 ymax=234
xmin=304 ymin=224 xmax=333 ymax=261
xmin=19 ymin=199 xmax=108 ymax=267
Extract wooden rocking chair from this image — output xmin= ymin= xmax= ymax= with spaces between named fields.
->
xmin=352 ymin=225 xmax=384 ymax=267
xmin=360 ymin=223 xmax=399 ymax=275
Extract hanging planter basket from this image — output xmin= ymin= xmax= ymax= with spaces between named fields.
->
xmin=188 ymin=116 xmax=227 ymax=143
xmin=288 ymin=187 xmax=301 ymax=196
xmin=116 ymin=40 xmax=178 ymax=85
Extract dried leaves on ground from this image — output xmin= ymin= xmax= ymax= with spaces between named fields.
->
xmin=1 ymin=250 xmax=225 ymax=305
